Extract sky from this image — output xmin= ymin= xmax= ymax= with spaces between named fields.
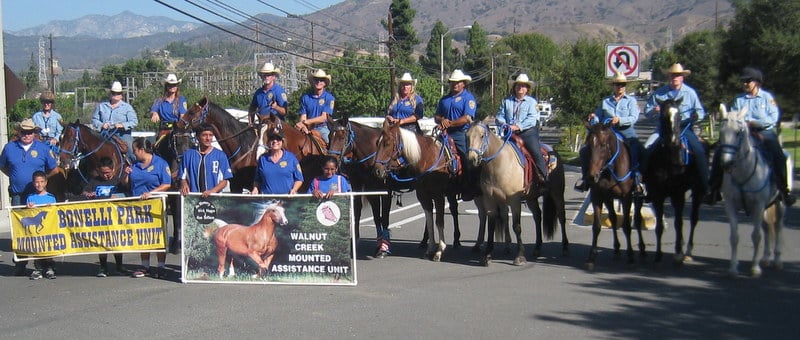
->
xmin=1 ymin=0 xmax=344 ymax=31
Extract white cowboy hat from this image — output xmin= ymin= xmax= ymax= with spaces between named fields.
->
xmin=18 ymin=118 xmax=40 ymax=132
xmin=448 ymin=69 xmax=472 ymax=83
xmin=507 ymin=73 xmax=535 ymax=88
xmin=258 ymin=62 xmax=281 ymax=75
xmin=397 ymin=72 xmax=417 ymax=86
xmin=162 ymin=73 xmax=182 ymax=85
xmin=663 ymin=63 xmax=691 ymax=76
xmin=606 ymin=71 xmax=631 ymax=84
xmin=110 ymin=81 xmax=123 ymax=93
xmin=308 ymin=69 xmax=332 ymax=85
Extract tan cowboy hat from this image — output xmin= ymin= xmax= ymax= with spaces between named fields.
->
xmin=606 ymin=71 xmax=631 ymax=84
xmin=397 ymin=72 xmax=417 ymax=86
xmin=161 ymin=73 xmax=182 ymax=85
xmin=39 ymin=91 xmax=55 ymax=103
xmin=109 ymin=81 xmax=123 ymax=93
xmin=507 ymin=73 xmax=535 ymax=88
xmin=448 ymin=69 xmax=472 ymax=83
xmin=663 ymin=63 xmax=691 ymax=76
xmin=18 ymin=118 xmax=40 ymax=132
xmin=308 ymin=68 xmax=332 ymax=85
xmin=258 ymin=62 xmax=281 ymax=75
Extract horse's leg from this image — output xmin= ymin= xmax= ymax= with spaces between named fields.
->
xmin=750 ymin=210 xmax=764 ymax=278
xmin=773 ymin=204 xmax=785 ymax=270
xmin=672 ymin=194 xmax=687 ymax=265
xmin=353 ymin=193 xmax=365 ymax=240
xmin=473 ymin=198 xmax=487 ymax=252
xmin=685 ymin=192 xmax=703 ymax=260
xmin=653 ymin=198 xmax=666 ymax=263
xmin=419 ymin=195 xmax=436 ymax=259
xmin=500 ymin=204 xmax=512 ymax=254
xmin=621 ymin=196 xmax=634 ymax=264
xmin=246 ymin=251 xmax=268 ymax=278
xmin=261 ymin=253 xmax=276 ymax=279
xmin=724 ymin=200 xmax=740 ymax=277
xmin=511 ymin=200 xmax=526 ymax=266
xmin=481 ymin=199 xmax=497 ymax=266
xmin=632 ymin=196 xmax=647 ymax=259
xmin=760 ymin=209 xmax=775 ymax=269
xmin=586 ymin=198 xmax=603 ymax=269
xmin=529 ymin=197 xmax=544 ymax=259
xmin=606 ymin=199 xmax=621 ymax=260
xmin=216 ymin=244 xmax=228 ymax=279
xmin=448 ymin=192 xmax=461 ymax=249
xmin=433 ymin=194 xmax=447 ymax=262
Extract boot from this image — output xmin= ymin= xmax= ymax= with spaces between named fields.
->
xmin=574 ymin=178 xmax=589 ymax=192
xmin=703 ymin=175 xmax=723 ymax=205
xmin=782 ymin=189 xmax=796 ymax=207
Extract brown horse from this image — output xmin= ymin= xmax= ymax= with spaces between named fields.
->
xmin=373 ymin=121 xmax=458 ymax=261
xmin=58 ymin=121 xmax=129 ymax=199
xmin=584 ymin=120 xmax=645 ymax=269
xmin=206 ymin=201 xmax=288 ymax=279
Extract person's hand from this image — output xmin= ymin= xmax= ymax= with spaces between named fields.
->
xmin=289 ymin=189 xmax=298 ymax=195
xmin=180 ymin=185 xmax=189 ymax=196
xmin=151 ymin=112 xmax=161 ymax=123
xmin=26 ymin=202 xmax=35 ymax=208
xmin=438 ymin=119 xmax=451 ymax=130
xmin=508 ymin=124 xmax=520 ymax=132
xmin=102 ymin=122 xmax=111 ymax=129
xmin=312 ymin=190 xmax=324 ymax=199
xmin=587 ymin=113 xmax=596 ymax=121
xmin=84 ymin=191 xmax=96 ymax=198
xmin=141 ymin=191 xmax=151 ymax=200
xmin=114 ymin=123 xmax=124 ymax=129
xmin=200 ymin=190 xmax=212 ymax=198
xmin=611 ymin=116 xmax=620 ymax=125
xmin=124 ymin=166 xmax=132 ymax=175
xmin=250 ymin=187 xmax=259 ymax=195
xmin=49 ymin=138 xmax=58 ymax=145
xmin=325 ymin=190 xmax=336 ymax=199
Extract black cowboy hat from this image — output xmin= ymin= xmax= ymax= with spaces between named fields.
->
xmin=740 ymin=67 xmax=763 ymax=84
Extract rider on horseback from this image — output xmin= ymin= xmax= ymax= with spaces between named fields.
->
xmin=574 ymin=71 xmax=644 ymax=196
xmin=435 ymin=69 xmax=478 ymax=201
xmin=706 ymin=67 xmax=796 ymax=206
xmin=495 ymin=73 xmax=547 ymax=186
xmin=150 ymin=74 xmax=187 ymax=139
xmin=249 ymin=63 xmax=289 ymax=154
xmin=296 ymin=69 xmax=335 ymax=144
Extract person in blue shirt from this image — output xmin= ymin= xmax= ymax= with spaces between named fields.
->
xmin=249 ymin=62 xmax=288 ymax=123
xmin=31 ymin=91 xmax=63 ymax=146
xmin=386 ymin=72 xmax=424 ymax=134
xmin=180 ymin=123 xmax=233 ymax=197
xmin=252 ymin=128 xmax=304 ymax=195
xmin=82 ymin=156 xmax=127 ymax=277
xmin=149 ymin=73 xmax=187 ymax=137
xmin=296 ymin=69 xmax=335 ymax=144
xmin=25 ymin=171 xmax=58 ymax=280
xmin=496 ymin=73 xmax=546 ymax=186
xmin=435 ymin=69 xmax=477 ymax=200
xmin=644 ymin=63 xmax=709 ymax=193
xmin=575 ymin=71 xmax=643 ymax=195
xmin=706 ymin=67 xmax=795 ymax=206
xmin=92 ymin=81 xmax=138 ymax=161
xmin=308 ymin=156 xmax=352 ymax=199
xmin=122 ymin=137 xmax=172 ymax=279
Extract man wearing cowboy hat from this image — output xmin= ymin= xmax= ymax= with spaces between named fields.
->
xmin=92 ymin=81 xmax=138 ymax=161
xmin=31 ymin=91 xmax=63 ymax=145
xmin=386 ymin=72 xmax=424 ymax=134
xmin=644 ymin=63 xmax=709 ymax=194
xmin=150 ymin=73 xmax=187 ymax=127
xmin=296 ymin=69 xmax=335 ymax=144
xmin=0 ymin=118 xmax=60 ymax=275
xmin=574 ymin=71 xmax=644 ymax=195
xmin=436 ymin=69 xmax=478 ymax=200
xmin=706 ymin=67 xmax=795 ymax=206
xmin=496 ymin=73 xmax=547 ymax=185
xmin=249 ymin=62 xmax=288 ymax=124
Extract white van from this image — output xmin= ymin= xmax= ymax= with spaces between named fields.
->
xmin=537 ymin=102 xmax=553 ymax=126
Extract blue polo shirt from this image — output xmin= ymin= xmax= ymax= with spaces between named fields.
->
xmin=645 ymin=84 xmax=706 ymax=122
xmin=0 ymin=140 xmax=58 ymax=194
xmin=26 ymin=192 xmax=57 ymax=205
xmin=389 ymin=95 xmax=424 ymax=120
xmin=436 ymin=89 xmax=477 ymax=133
xmin=299 ymin=90 xmax=335 ymax=129
xmin=179 ymin=148 xmax=233 ymax=192
xmin=150 ymin=96 xmax=188 ymax=122
xmin=308 ymin=174 xmax=352 ymax=194
xmin=251 ymin=84 xmax=289 ymax=118
xmin=129 ymin=155 xmax=171 ymax=196
xmin=255 ymin=151 xmax=303 ymax=194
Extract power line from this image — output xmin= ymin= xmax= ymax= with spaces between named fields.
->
xmin=255 ymin=0 xmax=377 ymax=45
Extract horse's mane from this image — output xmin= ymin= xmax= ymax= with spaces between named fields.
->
xmin=398 ymin=127 xmax=421 ymax=165
xmin=207 ymin=101 xmax=246 ymax=132
xmin=252 ymin=200 xmax=284 ymax=223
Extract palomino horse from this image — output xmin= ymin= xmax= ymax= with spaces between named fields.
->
xmin=466 ymin=122 xmax=568 ymax=266
xmin=717 ymin=104 xmax=785 ymax=277
xmin=58 ymin=121 xmax=129 ymax=198
xmin=643 ymin=98 xmax=706 ymax=264
xmin=179 ymin=97 xmax=258 ymax=193
xmin=259 ymin=113 xmax=327 ymax=192
xmin=204 ymin=200 xmax=288 ymax=278
xmin=584 ymin=120 xmax=645 ymax=268
xmin=373 ymin=121 xmax=458 ymax=261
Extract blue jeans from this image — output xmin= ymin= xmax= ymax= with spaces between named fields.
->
xmin=683 ymin=129 xmax=708 ymax=191
xmin=518 ymin=127 xmax=546 ymax=176
xmin=314 ymin=126 xmax=330 ymax=144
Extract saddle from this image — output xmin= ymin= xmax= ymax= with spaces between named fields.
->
xmin=508 ymin=134 xmax=548 ymax=194
xmin=308 ymin=130 xmax=328 ymax=152
xmin=439 ymin=133 xmax=462 ymax=177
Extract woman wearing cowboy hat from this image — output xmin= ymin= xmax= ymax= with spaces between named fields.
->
xmin=249 ymin=62 xmax=288 ymax=124
xmin=435 ymin=69 xmax=478 ymax=200
xmin=149 ymin=73 xmax=187 ymax=128
xmin=574 ymin=71 xmax=643 ymax=195
xmin=296 ymin=69 xmax=335 ymax=144
xmin=706 ymin=67 xmax=795 ymax=206
xmin=31 ymin=91 xmax=63 ymax=145
xmin=92 ymin=81 xmax=138 ymax=161
xmin=643 ymin=63 xmax=709 ymax=194
xmin=496 ymin=73 xmax=547 ymax=185
xmin=386 ymin=72 xmax=424 ymax=134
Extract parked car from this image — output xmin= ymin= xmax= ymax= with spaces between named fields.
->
xmin=537 ymin=102 xmax=554 ymax=126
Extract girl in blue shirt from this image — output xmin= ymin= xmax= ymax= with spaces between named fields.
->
xmin=308 ymin=156 xmax=351 ymax=199
xmin=386 ymin=72 xmax=424 ymax=134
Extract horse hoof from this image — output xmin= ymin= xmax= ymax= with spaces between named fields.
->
xmin=481 ymin=256 xmax=492 ymax=267
xmin=683 ymin=255 xmax=693 ymax=263
xmin=432 ymin=252 xmax=442 ymax=262
xmin=531 ymin=249 xmax=541 ymax=259
xmin=585 ymin=262 xmax=595 ymax=271
xmin=471 ymin=244 xmax=482 ymax=253
xmin=452 ymin=240 xmax=461 ymax=249
xmin=775 ymin=261 xmax=784 ymax=270
xmin=751 ymin=267 xmax=762 ymax=278
xmin=375 ymin=251 xmax=387 ymax=259
xmin=562 ymin=249 xmax=570 ymax=258
xmin=513 ymin=256 xmax=526 ymax=266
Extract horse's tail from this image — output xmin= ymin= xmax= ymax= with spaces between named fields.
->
xmin=542 ymin=152 xmax=566 ymax=240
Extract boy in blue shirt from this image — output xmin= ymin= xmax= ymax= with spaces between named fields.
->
xmin=25 ymin=171 xmax=57 ymax=280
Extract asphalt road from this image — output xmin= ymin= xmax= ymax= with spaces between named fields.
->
xmin=1 ymin=166 xmax=799 ymax=338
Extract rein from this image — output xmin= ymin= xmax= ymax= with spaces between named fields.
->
xmin=59 ymin=125 xmax=127 ymax=184
xmin=329 ymin=122 xmax=376 ymax=165
xmin=718 ymin=119 xmax=770 ymax=194
xmin=468 ymin=123 xmax=513 ymax=163
xmin=598 ymin=130 xmax=632 ymax=182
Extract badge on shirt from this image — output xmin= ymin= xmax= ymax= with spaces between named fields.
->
xmin=296 ymin=164 xmax=302 ymax=172
xmin=469 ymin=100 xmax=476 ymax=109
xmin=147 ymin=165 xmax=155 ymax=172
xmin=455 ymin=96 xmax=462 ymax=103
xmin=43 ymin=128 xmax=50 ymax=133
xmin=318 ymin=98 xmax=325 ymax=106
xmin=281 ymin=93 xmax=288 ymax=101
xmin=280 ymin=160 xmax=288 ymax=168
xmin=268 ymin=93 xmax=274 ymax=100
xmin=404 ymin=101 xmax=411 ymax=106
xmin=182 ymin=102 xmax=188 ymax=110
xmin=31 ymin=150 xmax=38 ymax=158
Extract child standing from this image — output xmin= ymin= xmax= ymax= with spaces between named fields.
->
xmin=308 ymin=156 xmax=352 ymax=199
xmin=25 ymin=171 xmax=57 ymax=280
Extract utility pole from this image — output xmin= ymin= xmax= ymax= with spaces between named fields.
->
xmin=48 ymin=34 xmax=55 ymax=93
xmin=387 ymin=12 xmax=396 ymax=97
xmin=38 ymin=37 xmax=47 ymax=90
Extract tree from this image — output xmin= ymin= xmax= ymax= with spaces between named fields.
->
xmin=382 ymin=0 xmax=420 ymax=70
xmin=672 ymin=30 xmax=725 ymax=112
xmin=23 ymin=53 xmax=39 ymax=93
xmin=462 ymin=23 xmax=491 ymax=118
xmin=420 ymin=21 xmax=449 ymax=77
xmin=493 ymin=33 xmax=562 ymax=100
xmin=555 ymin=38 xmax=606 ymax=125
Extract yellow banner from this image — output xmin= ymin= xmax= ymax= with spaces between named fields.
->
xmin=10 ymin=197 xmax=167 ymax=259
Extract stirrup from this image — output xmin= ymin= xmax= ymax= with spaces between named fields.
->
xmin=573 ymin=179 xmax=589 ymax=192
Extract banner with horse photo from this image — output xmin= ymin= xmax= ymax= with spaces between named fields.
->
xmin=9 ymin=197 xmax=167 ymax=260
xmin=180 ymin=193 xmax=356 ymax=285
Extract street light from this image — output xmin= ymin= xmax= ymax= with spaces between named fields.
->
xmin=440 ymin=25 xmax=472 ymax=96
xmin=491 ymin=52 xmax=512 ymax=108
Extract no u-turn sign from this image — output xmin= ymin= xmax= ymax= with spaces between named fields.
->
xmin=606 ymin=44 xmax=640 ymax=78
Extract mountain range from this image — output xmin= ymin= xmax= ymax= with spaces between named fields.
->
xmin=1 ymin=0 xmax=734 ymax=74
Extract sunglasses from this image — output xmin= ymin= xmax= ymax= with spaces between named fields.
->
xmin=268 ymin=137 xmax=283 ymax=142
xmin=22 ymin=130 xmax=36 ymax=135
xmin=613 ymin=83 xmax=626 ymax=87
xmin=111 ymin=92 xmax=123 ymax=96
xmin=742 ymin=78 xmax=754 ymax=84
xmin=166 ymin=83 xmax=178 ymax=87
xmin=313 ymin=78 xmax=327 ymax=83
xmin=42 ymin=101 xmax=54 ymax=104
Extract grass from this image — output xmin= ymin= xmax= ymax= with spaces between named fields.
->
xmin=781 ymin=127 xmax=800 ymax=169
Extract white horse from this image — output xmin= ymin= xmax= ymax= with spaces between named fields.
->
xmin=717 ymin=104 xmax=786 ymax=277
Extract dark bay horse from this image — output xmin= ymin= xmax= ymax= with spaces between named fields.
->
xmin=466 ymin=122 xmax=568 ymax=266
xmin=584 ymin=120 xmax=645 ymax=269
xmin=373 ymin=121 xmax=460 ymax=262
xmin=179 ymin=97 xmax=258 ymax=193
xmin=58 ymin=121 xmax=129 ymax=198
xmin=642 ymin=98 xmax=706 ymax=264
xmin=203 ymin=201 xmax=288 ymax=279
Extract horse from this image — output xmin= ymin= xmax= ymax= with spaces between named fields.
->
xmin=642 ymin=98 xmax=706 ymax=264
xmin=466 ymin=122 xmax=568 ymax=266
xmin=203 ymin=200 xmax=288 ymax=278
xmin=259 ymin=113 xmax=327 ymax=192
xmin=717 ymin=104 xmax=785 ymax=277
xmin=179 ymin=97 xmax=258 ymax=193
xmin=58 ymin=121 xmax=129 ymax=198
xmin=154 ymin=123 xmax=195 ymax=253
xmin=583 ymin=120 xmax=645 ymax=269
xmin=373 ymin=121 xmax=463 ymax=262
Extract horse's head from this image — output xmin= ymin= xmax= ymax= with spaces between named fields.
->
xmin=263 ymin=201 xmax=288 ymax=226
xmin=58 ymin=122 xmax=83 ymax=170
xmin=327 ymin=117 xmax=353 ymax=163
xmin=373 ymin=120 xmax=418 ymax=179
xmin=718 ymin=104 xmax=751 ymax=170
xmin=179 ymin=96 xmax=209 ymax=129
xmin=585 ymin=121 xmax=620 ymax=183
xmin=466 ymin=123 xmax=494 ymax=168
xmin=657 ymin=97 xmax=684 ymax=147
